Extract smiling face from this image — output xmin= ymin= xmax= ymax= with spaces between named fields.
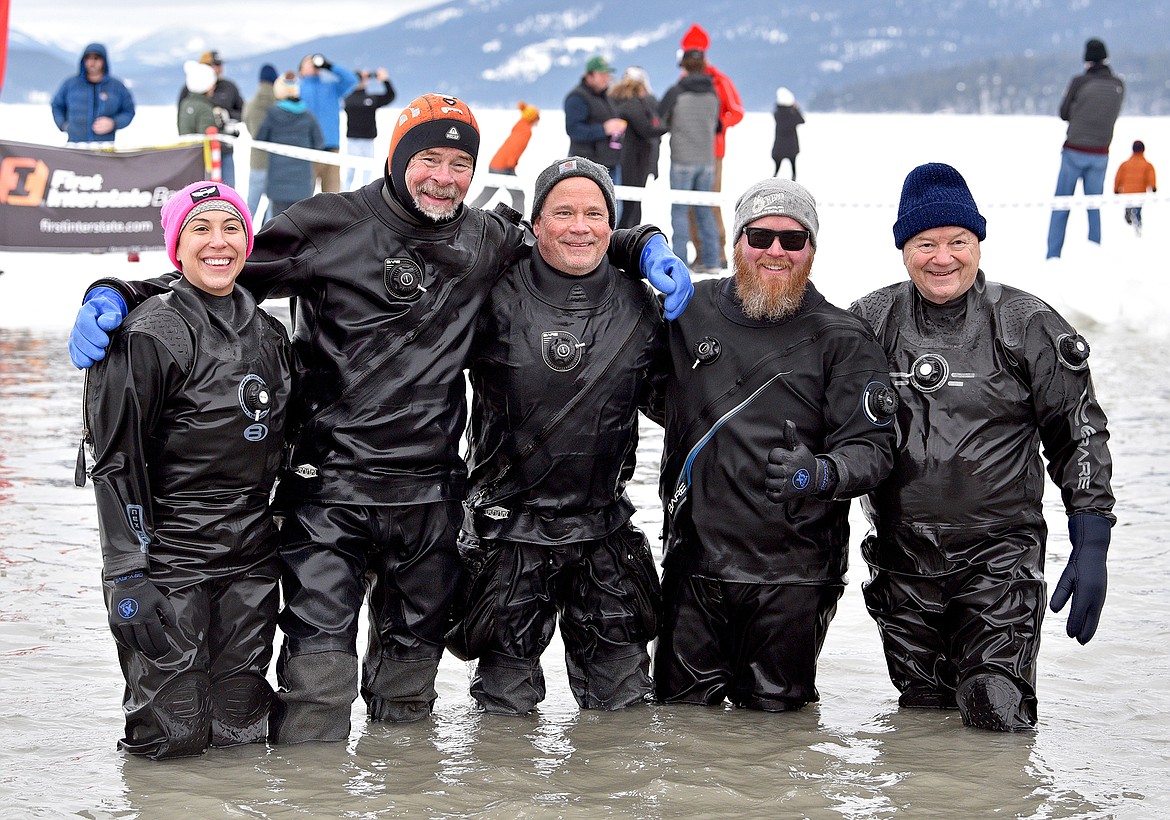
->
xmin=902 ymin=226 xmax=981 ymax=304
xmin=405 ymin=146 xmax=474 ymax=221
xmin=177 ymin=209 xmax=248 ymax=296
xmin=733 ymin=214 xmax=815 ymax=320
xmin=533 ymin=177 xmax=612 ymax=276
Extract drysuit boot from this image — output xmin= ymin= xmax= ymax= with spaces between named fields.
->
xmin=566 ymin=644 xmax=652 ymax=710
xmin=898 ymin=684 xmax=957 ymax=710
xmin=471 ymin=652 xmax=546 ymax=715
xmin=362 ymin=655 xmax=440 ymax=722
xmin=956 ymin=672 xmax=1035 ymax=732
xmin=270 ymin=650 xmax=358 ymax=743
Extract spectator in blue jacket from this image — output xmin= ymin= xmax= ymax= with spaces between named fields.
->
xmin=51 ymin=43 xmax=136 ymax=145
xmin=297 ymin=53 xmax=359 ymax=193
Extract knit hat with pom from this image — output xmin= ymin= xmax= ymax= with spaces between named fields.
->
xmin=184 ymin=60 xmax=216 ymax=94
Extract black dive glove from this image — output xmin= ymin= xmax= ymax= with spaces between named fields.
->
xmin=108 ymin=571 xmax=176 ymax=659
xmin=765 ymin=420 xmax=836 ymax=503
xmin=1050 ymin=512 xmax=1111 ymax=644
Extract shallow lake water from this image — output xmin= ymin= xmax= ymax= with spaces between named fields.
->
xmin=0 ymin=321 xmax=1166 ymax=819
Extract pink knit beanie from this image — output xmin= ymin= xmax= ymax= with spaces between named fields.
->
xmin=160 ymin=181 xmax=253 ymax=270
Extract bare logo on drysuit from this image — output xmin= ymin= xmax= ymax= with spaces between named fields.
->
xmin=891 ymin=352 xmax=975 ymax=393
xmin=238 ymin=374 xmax=272 ymax=441
xmin=384 ymin=258 xmax=426 ymax=301
xmin=542 ymin=330 xmax=585 ymax=372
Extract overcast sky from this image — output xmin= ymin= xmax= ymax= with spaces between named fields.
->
xmin=9 ymin=0 xmax=450 ymax=53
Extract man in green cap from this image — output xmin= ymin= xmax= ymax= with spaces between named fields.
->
xmin=564 ymin=54 xmax=627 ymax=182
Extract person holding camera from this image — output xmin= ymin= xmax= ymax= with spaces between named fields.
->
xmin=343 ymin=67 xmax=396 ymax=190
xmin=297 ymin=53 xmax=359 ymax=193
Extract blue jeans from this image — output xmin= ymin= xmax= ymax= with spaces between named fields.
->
xmin=1046 ymin=148 xmax=1108 ymax=258
xmin=246 ymin=167 xmax=268 ymax=222
xmin=670 ymin=163 xmax=720 ymax=269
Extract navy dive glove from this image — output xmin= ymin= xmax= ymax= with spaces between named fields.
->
xmin=765 ymin=420 xmax=835 ymax=503
xmin=641 ymin=234 xmax=694 ymax=321
xmin=69 ymin=286 xmax=127 ymax=368
xmin=1050 ymin=512 xmax=1111 ymax=644
xmin=108 ymin=571 xmax=176 ymax=659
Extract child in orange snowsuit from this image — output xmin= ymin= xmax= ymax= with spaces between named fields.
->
xmin=1114 ymin=140 xmax=1157 ymax=235
xmin=469 ymin=101 xmax=540 ymax=212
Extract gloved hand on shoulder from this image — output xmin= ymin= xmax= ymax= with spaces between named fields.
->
xmin=765 ymin=420 xmax=836 ymax=503
xmin=1050 ymin=512 xmax=1111 ymax=644
xmin=641 ymin=234 xmax=694 ymax=321
xmin=69 ymin=286 xmax=128 ymax=369
xmin=108 ymin=571 xmax=177 ymax=659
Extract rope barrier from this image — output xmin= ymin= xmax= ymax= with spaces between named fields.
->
xmin=182 ymin=134 xmax=1169 ymax=212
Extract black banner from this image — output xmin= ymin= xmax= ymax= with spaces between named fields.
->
xmin=0 ymin=139 xmax=205 ymax=253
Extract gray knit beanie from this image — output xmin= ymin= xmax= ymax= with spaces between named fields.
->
xmin=733 ymin=178 xmax=819 ymax=247
xmin=531 ymin=156 xmax=616 ymax=228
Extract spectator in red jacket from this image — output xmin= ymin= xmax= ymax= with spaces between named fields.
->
xmin=679 ymin=24 xmax=744 ymax=268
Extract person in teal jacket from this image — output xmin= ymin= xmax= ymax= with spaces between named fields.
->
xmin=51 ymin=43 xmax=136 ymax=144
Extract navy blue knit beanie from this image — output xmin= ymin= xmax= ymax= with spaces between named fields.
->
xmin=892 ymin=162 xmax=987 ymax=249
xmin=259 ymin=64 xmax=278 ymax=84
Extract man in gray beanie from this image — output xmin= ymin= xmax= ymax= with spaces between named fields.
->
xmin=650 ymin=176 xmax=898 ymax=712
xmin=448 ymin=155 xmax=667 ymax=715
xmin=1046 ymin=37 xmax=1125 ymax=258
xmin=851 ymin=161 xmax=1116 ymax=732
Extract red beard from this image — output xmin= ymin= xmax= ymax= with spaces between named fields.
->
xmin=732 ymin=244 xmax=814 ymax=320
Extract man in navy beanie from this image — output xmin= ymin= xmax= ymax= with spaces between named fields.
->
xmin=1046 ymin=37 xmax=1125 ymax=258
xmin=851 ymin=161 xmax=1118 ymax=732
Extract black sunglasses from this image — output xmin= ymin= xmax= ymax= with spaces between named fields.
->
xmin=743 ymin=227 xmax=810 ymax=251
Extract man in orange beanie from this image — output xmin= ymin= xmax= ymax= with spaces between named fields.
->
xmin=679 ymin=24 xmax=744 ymax=268
xmin=1114 ymin=139 xmax=1157 ymax=236
xmin=67 ymin=92 xmax=695 ymax=745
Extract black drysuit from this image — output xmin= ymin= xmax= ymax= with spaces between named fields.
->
xmin=85 ymin=279 xmax=291 ymax=759
xmin=850 ymin=272 xmax=1115 ymax=727
xmin=452 ymin=250 xmax=665 ymax=714
xmin=653 ymin=278 xmax=896 ymax=710
xmin=92 ymin=180 xmax=661 ymax=741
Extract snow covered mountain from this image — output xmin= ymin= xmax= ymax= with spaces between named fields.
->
xmin=7 ymin=0 xmax=1169 ymax=113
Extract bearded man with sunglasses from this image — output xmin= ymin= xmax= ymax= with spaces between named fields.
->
xmin=648 ymin=178 xmax=898 ymax=711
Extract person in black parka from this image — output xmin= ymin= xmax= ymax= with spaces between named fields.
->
xmin=771 ymin=86 xmax=805 ymax=180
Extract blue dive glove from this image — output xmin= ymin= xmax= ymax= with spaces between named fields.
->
xmin=108 ymin=571 xmax=177 ymax=659
xmin=765 ymin=420 xmax=835 ymax=503
xmin=69 ymin=286 xmax=128 ymax=368
xmin=1049 ymin=512 xmax=1111 ymax=645
xmin=641 ymin=234 xmax=694 ymax=321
